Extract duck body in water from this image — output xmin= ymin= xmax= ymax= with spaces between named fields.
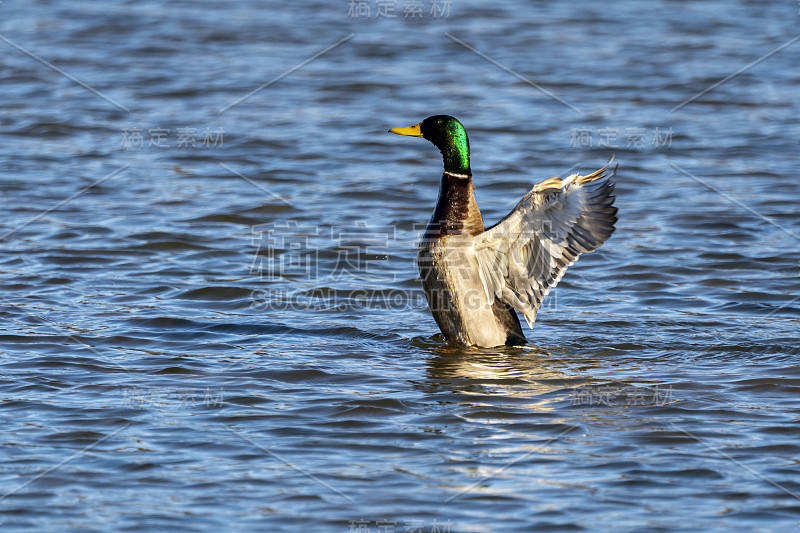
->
xmin=390 ymin=115 xmax=618 ymax=348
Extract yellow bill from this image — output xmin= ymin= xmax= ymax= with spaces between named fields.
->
xmin=388 ymin=122 xmax=423 ymax=137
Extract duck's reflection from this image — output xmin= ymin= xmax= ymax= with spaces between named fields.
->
xmin=412 ymin=336 xmax=670 ymax=414
xmin=413 ymin=337 xmax=593 ymax=410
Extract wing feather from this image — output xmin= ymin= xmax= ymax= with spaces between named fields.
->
xmin=471 ymin=160 xmax=618 ymax=328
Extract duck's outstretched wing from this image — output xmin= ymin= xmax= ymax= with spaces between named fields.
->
xmin=470 ymin=161 xmax=618 ymax=328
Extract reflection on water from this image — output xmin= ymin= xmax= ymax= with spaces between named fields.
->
xmin=425 ymin=345 xmax=575 ymax=406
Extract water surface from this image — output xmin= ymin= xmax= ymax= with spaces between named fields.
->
xmin=1 ymin=0 xmax=800 ymax=531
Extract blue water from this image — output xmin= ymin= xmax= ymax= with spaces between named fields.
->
xmin=1 ymin=0 xmax=800 ymax=531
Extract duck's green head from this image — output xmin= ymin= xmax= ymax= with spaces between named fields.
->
xmin=389 ymin=115 xmax=471 ymax=175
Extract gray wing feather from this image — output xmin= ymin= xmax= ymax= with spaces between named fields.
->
xmin=471 ymin=161 xmax=618 ymax=327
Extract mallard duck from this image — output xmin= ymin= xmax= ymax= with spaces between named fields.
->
xmin=389 ymin=115 xmax=617 ymax=347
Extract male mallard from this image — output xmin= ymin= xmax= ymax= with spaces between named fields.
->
xmin=389 ymin=115 xmax=617 ymax=347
